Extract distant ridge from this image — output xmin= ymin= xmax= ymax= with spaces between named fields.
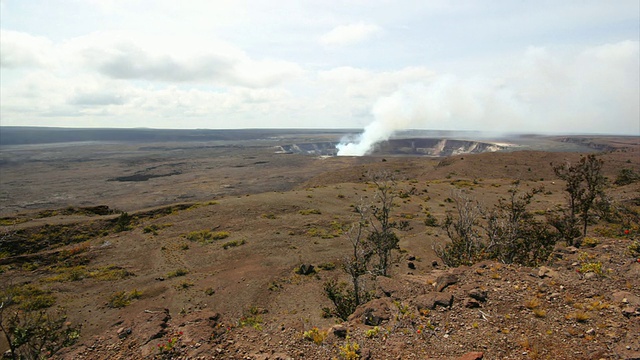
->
xmin=0 ymin=127 xmax=357 ymax=146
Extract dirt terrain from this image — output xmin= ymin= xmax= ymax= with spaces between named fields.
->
xmin=0 ymin=132 xmax=639 ymax=359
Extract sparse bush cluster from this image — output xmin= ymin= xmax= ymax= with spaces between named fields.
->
xmin=437 ymin=155 xmax=614 ymax=267
xmin=1 ymin=284 xmax=80 ymax=359
xmin=322 ymin=171 xmax=400 ymax=320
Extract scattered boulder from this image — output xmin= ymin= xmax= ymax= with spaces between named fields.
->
xmin=377 ymin=276 xmax=404 ymax=299
xmin=612 ymin=291 xmax=640 ymax=307
xmin=457 ymin=351 xmax=484 ymax=360
xmin=348 ymin=298 xmax=393 ymax=326
xmin=538 ymin=266 xmax=559 ymax=278
xmin=464 ymin=298 xmax=481 ymax=308
xmin=329 ymin=324 xmax=348 ymax=338
xmin=468 ymin=288 xmax=488 ymax=302
xmin=435 ymin=273 xmax=458 ymax=292
xmin=413 ymin=292 xmax=454 ymax=310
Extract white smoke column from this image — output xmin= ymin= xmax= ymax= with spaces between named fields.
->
xmin=337 ymin=84 xmax=431 ymax=156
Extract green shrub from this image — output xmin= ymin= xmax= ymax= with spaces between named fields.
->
xmin=322 ymin=279 xmax=366 ymax=321
xmin=424 ymin=213 xmax=438 ymax=227
xmin=614 ymin=168 xmax=639 ymax=186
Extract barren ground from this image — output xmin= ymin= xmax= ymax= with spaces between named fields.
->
xmin=0 ymin=133 xmax=639 ymax=360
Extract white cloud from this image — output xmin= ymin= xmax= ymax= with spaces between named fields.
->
xmin=0 ymin=30 xmax=55 ymax=68
xmin=63 ymin=33 xmax=304 ymax=88
xmin=319 ymin=22 xmax=381 ymax=46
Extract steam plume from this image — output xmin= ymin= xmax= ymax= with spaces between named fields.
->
xmin=336 ymin=79 xmax=517 ymax=156
xmin=336 ymin=84 xmax=430 ymax=156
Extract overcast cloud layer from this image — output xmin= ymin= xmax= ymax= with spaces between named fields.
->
xmin=1 ymin=0 xmax=638 ymax=134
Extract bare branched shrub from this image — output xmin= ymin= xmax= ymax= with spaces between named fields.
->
xmin=552 ymin=154 xmax=606 ymax=243
xmin=367 ymin=171 xmax=400 ymax=276
xmin=435 ymin=190 xmax=484 ymax=267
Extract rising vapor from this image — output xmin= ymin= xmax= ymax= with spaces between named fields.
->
xmin=336 ymin=40 xmax=640 ymax=156
xmin=336 ymin=78 xmax=521 ymax=156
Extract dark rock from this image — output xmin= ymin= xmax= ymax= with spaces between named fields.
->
xmin=432 ymin=260 xmax=438 ymax=268
xmin=408 ymin=262 xmax=416 ymax=270
xmin=296 ymin=264 xmax=315 ymax=275
xmin=464 ymin=299 xmax=480 ymax=308
xmin=468 ymin=288 xmax=488 ymax=302
xmin=118 ymin=328 xmax=132 ymax=339
xmin=435 ymin=273 xmax=458 ymax=292
xmin=408 ymin=255 xmax=416 ymax=261
xmin=330 ymin=324 xmax=347 ymax=338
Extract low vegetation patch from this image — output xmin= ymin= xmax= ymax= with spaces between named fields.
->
xmin=167 ymin=268 xmax=189 ymax=278
xmin=185 ymin=229 xmax=230 ymax=243
xmin=143 ymin=223 xmax=173 ymax=235
xmin=303 ymin=327 xmax=327 ymax=345
xmin=299 ymin=209 xmax=322 ymax=215
xmin=107 ymin=289 xmax=142 ymax=308
xmin=222 ymin=239 xmax=245 ymax=249
xmin=1 ymin=284 xmax=56 ymax=311
xmin=238 ymin=307 xmax=264 ymax=331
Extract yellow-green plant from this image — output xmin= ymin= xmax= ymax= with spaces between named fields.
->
xmin=581 ymin=237 xmax=600 ymax=248
xmin=303 ymin=327 xmax=327 ymax=345
xmin=107 ymin=289 xmax=142 ymax=308
xmin=365 ymin=326 xmax=381 ymax=338
xmin=167 ymin=268 xmax=189 ymax=278
xmin=339 ymin=339 xmax=360 ymax=360
xmin=222 ymin=239 xmax=245 ymax=249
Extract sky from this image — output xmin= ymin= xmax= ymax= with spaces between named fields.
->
xmin=1 ymin=0 xmax=639 ymax=135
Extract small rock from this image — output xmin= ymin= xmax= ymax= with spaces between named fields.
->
xmin=583 ymin=272 xmax=597 ymax=280
xmin=432 ymin=260 xmax=439 ymax=268
xmin=622 ymin=306 xmax=638 ymax=318
xmin=118 ymin=328 xmax=131 ymax=339
xmin=586 ymin=328 xmax=595 ymax=335
xmin=538 ymin=266 xmax=558 ymax=278
xmin=408 ymin=262 xmax=416 ymax=270
xmin=296 ymin=264 xmax=315 ymax=275
xmin=464 ymin=299 xmax=480 ymax=308
xmin=548 ymin=292 xmax=561 ymax=300
xmin=407 ymin=255 xmax=416 ymax=261
xmin=565 ymin=246 xmax=578 ymax=254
